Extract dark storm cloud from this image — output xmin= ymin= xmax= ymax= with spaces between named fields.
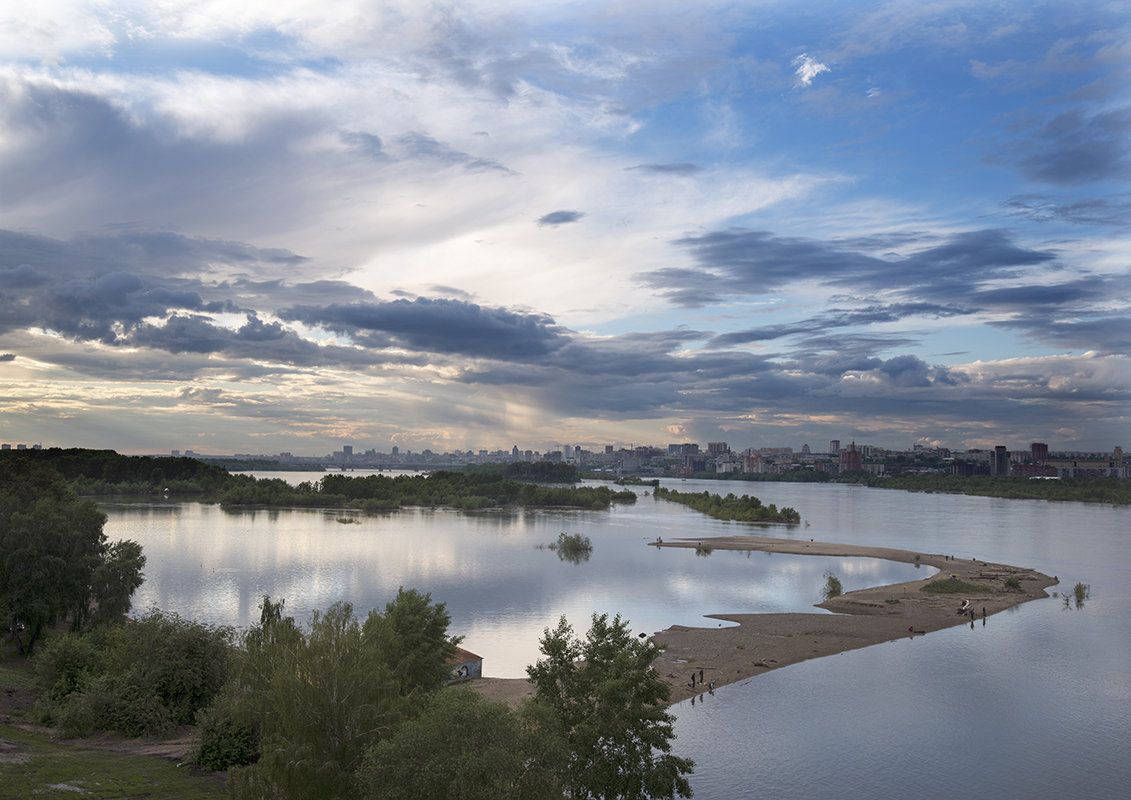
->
xmin=1001 ymin=193 xmax=1131 ymax=227
xmin=642 ymin=228 xmax=1056 ymax=307
xmin=536 ymin=210 xmax=585 ymax=226
xmin=281 ymin=297 xmax=568 ymax=360
xmin=628 ymin=163 xmax=703 ymax=175
xmin=1002 ymin=106 xmax=1131 ymax=186
xmin=0 ymin=353 xmax=15 ymax=362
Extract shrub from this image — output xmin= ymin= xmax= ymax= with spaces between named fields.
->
xmin=822 ymin=571 xmax=842 ymax=600
xmin=193 ymin=694 xmax=260 ymax=771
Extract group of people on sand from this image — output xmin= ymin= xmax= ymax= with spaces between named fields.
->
xmin=688 ymin=668 xmax=715 ymax=692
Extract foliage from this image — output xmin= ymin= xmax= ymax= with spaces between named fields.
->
xmin=355 ymin=688 xmax=568 ymax=800
xmin=654 ymin=486 xmax=800 ymax=524
xmin=212 ymin=592 xmax=461 ymax=798
xmin=0 ymin=447 xmax=232 ymax=498
xmin=366 ymin=587 xmax=463 ymax=697
xmin=0 ymin=460 xmax=146 ymax=654
xmin=859 ymin=474 xmax=1131 ymax=505
xmin=822 ymin=571 xmax=842 ymax=600
xmin=1073 ymin=582 xmax=1090 ymax=603
xmin=694 ymin=543 xmax=713 ymax=557
xmin=549 ymin=532 xmax=594 ymax=563
xmin=527 ymin=613 xmax=694 ymax=800
xmin=1003 ymin=576 xmax=1021 ymax=590
xmin=226 ymin=601 xmax=404 ymax=799
xmin=34 ymin=610 xmax=234 ymax=738
xmin=920 ymin=577 xmax=985 ymax=594
xmin=220 ymin=469 xmax=636 ymax=512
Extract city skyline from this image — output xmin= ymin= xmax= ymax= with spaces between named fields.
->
xmin=1 ymin=2 xmax=1128 ymax=455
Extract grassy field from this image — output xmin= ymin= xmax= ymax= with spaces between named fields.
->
xmin=1 ymin=654 xmax=226 ymax=799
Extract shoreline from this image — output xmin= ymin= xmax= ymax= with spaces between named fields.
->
xmin=468 ymin=535 xmax=1057 ymax=708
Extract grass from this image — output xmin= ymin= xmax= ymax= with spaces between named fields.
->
xmin=0 ymin=723 xmax=225 ymax=799
xmin=921 ymin=577 xmax=985 ymax=595
xmin=694 ymin=542 xmax=713 ymax=557
xmin=1 ymin=648 xmax=225 ymax=799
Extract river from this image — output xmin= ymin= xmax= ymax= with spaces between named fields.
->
xmin=102 ymin=475 xmax=1130 ymax=798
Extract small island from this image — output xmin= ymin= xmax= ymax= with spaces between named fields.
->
xmin=653 ymin=486 xmax=801 ymax=524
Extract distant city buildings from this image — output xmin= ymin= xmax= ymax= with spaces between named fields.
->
xmin=5 ymin=436 xmax=1127 ymax=479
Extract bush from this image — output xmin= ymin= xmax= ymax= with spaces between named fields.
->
xmin=34 ymin=633 xmax=102 ymax=702
xmin=921 ymin=577 xmax=984 ymax=594
xmin=548 ymin=532 xmax=592 ymax=563
xmin=822 ymin=571 xmax=842 ymax=600
xmin=193 ymin=694 xmax=260 ymax=771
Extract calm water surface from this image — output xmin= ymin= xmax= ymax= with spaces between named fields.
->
xmin=102 ymin=476 xmax=1130 ymax=798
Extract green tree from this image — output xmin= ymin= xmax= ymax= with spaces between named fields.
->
xmin=0 ymin=461 xmax=144 ymax=653
xmin=89 ymin=539 xmax=147 ymax=626
xmin=355 ymin=688 xmax=568 ymax=800
xmin=220 ymin=591 xmax=457 ymax=800
xmin=527 ymin=614 xmax=694 ymax=800
xmin=365 ymin=587 xmax=462 ymax=697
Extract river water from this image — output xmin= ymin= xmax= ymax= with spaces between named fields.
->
xmin=102 ymin=475 xmax=1130 ymax=798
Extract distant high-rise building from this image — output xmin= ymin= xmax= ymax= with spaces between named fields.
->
xmin=801 ymin=443 xmax=811 ymax=455
xmin=171 ymin=449 xmax=180 ymax=457
xmin=343 ymin=445 xmax=353 ymax=457
xmin=605 ymin=444 xmax=614 ymax=454
xmin=707 ymin=442 xmax=729 ymax=455
xmin=391 ymin=446 xmax=399 ymax=455
xmin=1031 ymin=442 xmax=1048 ymax=465
xmin=829 ymin=440 xmax=840 ymax=455
xmin=991 ymin=445 xmax=1010 ymax=476
xmin=840 ymin=441 xmax=862 ymax=472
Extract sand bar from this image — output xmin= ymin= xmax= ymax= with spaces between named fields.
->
xmin=469 ymin=535 xmax=1057 ymax=707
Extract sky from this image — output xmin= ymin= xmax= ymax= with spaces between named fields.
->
xmin=0 ymin=0 xmax=1128 ymax=456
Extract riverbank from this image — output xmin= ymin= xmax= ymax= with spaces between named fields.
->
xmin=469 ymin=535 xmax=1057 ymax=707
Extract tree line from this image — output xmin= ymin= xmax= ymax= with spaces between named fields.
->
xmin=653 ymin=487 xmax=801 ymax=524
xmin=678 ymin=467 xmax=1128 ymax=504
xmin=219 ymin=470 xmax=638 ymax=511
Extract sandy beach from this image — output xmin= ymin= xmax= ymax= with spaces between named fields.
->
xmin=469 ymin=535 xmax=1057 ymax=707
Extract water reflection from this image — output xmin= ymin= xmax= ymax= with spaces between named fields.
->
xmin=104 ymin=499 xmax=923 ymax=678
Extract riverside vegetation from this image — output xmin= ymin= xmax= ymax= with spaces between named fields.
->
xmin=1 ymin=454 xmax=704 ymax=798
xmin=654 ymin=486 xmax=801 ymax=524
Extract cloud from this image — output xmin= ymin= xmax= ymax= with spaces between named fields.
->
xmin=994 ymin=106 xmax=1131 ymax=186
xmin=281 ymin=297 xmax=569 ymax=360
xmin=642 ymin=228 xmax=1055 ymax=307
xmin=627 ymin=163 xmax=703 ymax=175
xmin=1001 ymin=194 xmax=1131 ymax=227
xmin=0 ymin=353 xmax=15 ymax=362
xmin=791 ymin=53 xmax=829 ymax=86
xmin=536 ymin=210 xmax=585 ymax=226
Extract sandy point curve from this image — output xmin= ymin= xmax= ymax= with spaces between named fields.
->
xmin=468 ymin=535 xmax=1057 ymax=708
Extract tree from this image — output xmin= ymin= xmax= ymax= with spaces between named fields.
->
xmin=228 ymin=601 xmax=404 ymax=800
xmin=527 ymin=614 xmax=694 ymax=800
xmin=89 ymin=539 xmax=147 ymax=626
xmin=365 ymin=587 xmax=463 ymax=697
xmin=0 ymin=460 xmax=144 ymax=653
xmin=217 ymin=591 xmax=460 ymax=799
xmin=355 ymin=688 xmax=568 ymax=800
